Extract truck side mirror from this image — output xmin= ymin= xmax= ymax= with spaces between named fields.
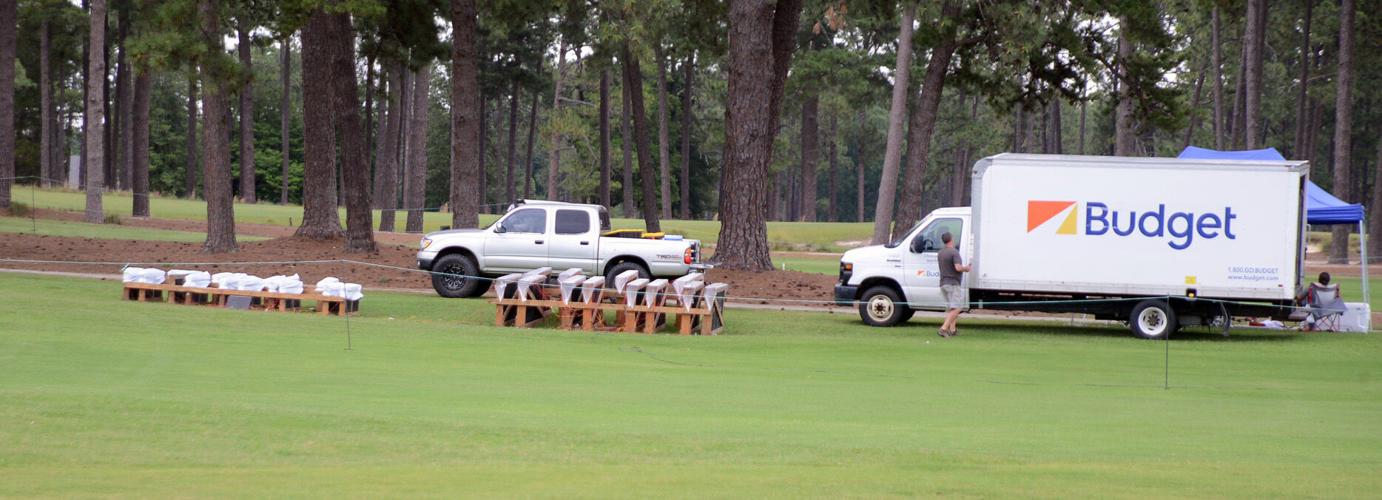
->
xmin=911 ymin=237 xmax=930 ymax=253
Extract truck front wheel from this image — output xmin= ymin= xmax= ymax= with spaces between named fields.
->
xmin=431 ymin=254 xmax=485 ymax=298
xmin=859 ymin=286 xmax=911 ymax=327
xmin=1130 ymin=299 xmax=1177 ymax=339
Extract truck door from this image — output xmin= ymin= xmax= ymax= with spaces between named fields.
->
xmin=901 ymin=217 xmax=965 ymax=309
xmin=483 ymin=207 xmax=550 ymax=272
xmin=548 ymin=208 xmax=600 ymax=273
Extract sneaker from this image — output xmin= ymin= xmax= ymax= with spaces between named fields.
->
xmin=950 ymin=327 xmax=959 ymax=337
xmin=937 ymin=329 xmax=952 ymax=338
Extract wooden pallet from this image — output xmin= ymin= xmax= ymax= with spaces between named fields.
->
xmin=488 ymin=297 xmax=722 ymax=335
xmin=121 ymin=282 xmax=355 ymax=316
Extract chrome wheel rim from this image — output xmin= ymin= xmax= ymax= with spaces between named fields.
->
xmin=1138 ymin=307 xmax=1168 ymax=337
xmin=441 ymin=263 xmax=467 ymax=290
xmin=867 ymin=295 xmax=895 ymax=322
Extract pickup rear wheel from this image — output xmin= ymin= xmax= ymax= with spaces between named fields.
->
xmin=605 ymin=261 xmax=650 ymax=283
xmin=431 ymin=254 xmax=484 ymax=298
xmin=1130 ymin=299 xmax=1177 ymax=339
xmin=859 ymin=285 xmax=910 ymax=327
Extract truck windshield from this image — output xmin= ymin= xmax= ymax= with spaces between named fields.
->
xmin=885 ymin=222 xmax=922 ymax=249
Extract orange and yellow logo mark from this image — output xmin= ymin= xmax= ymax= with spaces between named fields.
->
xmin=1027 ymin=200 xmax=1078 ymax=235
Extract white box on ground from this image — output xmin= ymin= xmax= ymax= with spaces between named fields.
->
xmin=1341 ymin=302 xmax=1372 ymax=332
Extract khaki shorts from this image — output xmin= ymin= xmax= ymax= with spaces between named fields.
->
xmin=941 ymin=284 xmax=965 ymax=310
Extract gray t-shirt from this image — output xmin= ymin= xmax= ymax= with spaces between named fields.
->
xmin=938 ymin=247 xmax=963 ymax=286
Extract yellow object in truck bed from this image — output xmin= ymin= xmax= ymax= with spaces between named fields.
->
xmin=602 ymin=229 xmax=665 ymax=239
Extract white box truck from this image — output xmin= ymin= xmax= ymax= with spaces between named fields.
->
xmin=834 ymin=153 xmax=1308 ymax=338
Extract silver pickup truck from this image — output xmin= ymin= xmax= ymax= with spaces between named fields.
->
xmin=417 ymin=200 xmax=706 ymax=297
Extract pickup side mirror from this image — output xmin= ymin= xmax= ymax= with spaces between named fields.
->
xmin=494 ymin=224 xmax=507 ymax=234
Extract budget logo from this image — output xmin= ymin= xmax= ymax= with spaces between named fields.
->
xmin=1026 ymin=199 xmax=1239 ymax=250
xmin=1026 ymin=200 xmax=1079 ymax=235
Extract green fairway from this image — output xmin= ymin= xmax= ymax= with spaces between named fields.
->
xmin=0 ymin=216 xmax=269 ymax=243
xmin=25 ymin=188 xmax=873 ymax=251
xmin=2 ymin=273 xmax=1381 ymax=497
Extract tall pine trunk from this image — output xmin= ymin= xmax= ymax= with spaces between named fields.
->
xmin=184 ymin=77 xmax=197 ymax=198
xmin=855 ymin=109 xmax=865 ymax=222
xmin=1211 ymin=7 xmax=1226 ymax=150
xmin=715 ymin=0 xmax=802 ymax=269
xmin=679 ymin=54 xmax=694 ymax=219
xmin=1243 ymin=0 xmax=1266 ymax=149
xmin=826 ymin=111 xmax=837 ymax=221
xmin=113 ymin=3 xmax=129 ymax=191
xmin=39 ymin=18 xmax=52 ymax=188
xmin=199 ymin=0 xmax=237 ymax=252
xmin=893 ymin=1 xmax=959 ymax=233
xmin=598 ymin=71 xmax=611 ymax=209
xmin=1048 ymin=98 xmax=1062 ymax=153
xmin=1182 ymin=63 xmax=1206 ymax=150
xmin=405 ymin=64 xmax=430 ymax=233
xmin=523 ymin=88 xmax=538 ymax=199
xmin=621 ymin=74 xmax=635 ymax=216
xmin=131 ymin=67 xmax=151 ymax=217
xmin=83 ymin=0 xmax=107 ymax=221
xmin=868 ymin=4 xmax=914 ymax=244
xmin=1328 ymin=0 xmax=1355 ymax=264
xmin=1113 ymin=26 xmax=1136 ymax=156
xmin=0 ymin=0 xmax=12 ymax=207
xmin=451 ymin=0 xmax=482 ymax=227
xmin=798 ymin=93 xmax=818 ymax=221
xmin=545 ymin=39 xmax=567 ymax=201
xmin=1292 ymin=0 xmax=1313 ymax=158
xmin=295 ymin=9 xmax=343 ymax=239
xmin=656 ymin=48 xmax=671 ymax=218
xmin=509 ymin=79 xmax=522 ymax=205
xmin=279 ymin=37 xmax=292 ymax=204
xmin=1369 ymin=132 xmax=1382 ymax=256
xmin=327 ymin=11 xmax=374 ymax=252
xmin=622 ymin=44 xmax=661 ymax=233
xmin=377 ymin=63 xmax=403 ymax=231
xmin=237 ymin=23 xmax=256 ymax=203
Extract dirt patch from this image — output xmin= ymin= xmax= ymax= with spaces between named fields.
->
xmin=0 ymin=231 xmax=840 ymax=304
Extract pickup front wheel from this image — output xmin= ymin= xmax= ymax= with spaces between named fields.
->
xmin=431 ymin=254 xmax=485 ymax=298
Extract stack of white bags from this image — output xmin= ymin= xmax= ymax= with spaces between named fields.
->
xmin=124 ymin=268 xmax=322 ymax=297
xmin=315 ymin=277 xmax=364 ymax=301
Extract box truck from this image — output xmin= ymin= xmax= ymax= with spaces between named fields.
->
xmin=834 ymin=153 xmax=1308 ymax=338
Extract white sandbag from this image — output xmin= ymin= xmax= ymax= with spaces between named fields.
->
xmin=673 ymin=273 xmax=703 ymax=294
xmin=278 ymin=281 xmax=304 ymax=294
xmin=702 ymin=283 xmax=729 ymax=310
xmin=235 ymin=275 xmax=265 ymax=291
xmin=523 ymin=267 xmax=553 ymax=278
xmin=580 ymin=277 xmax=606 ymax=304
xmin=493 ymin=273 xmax=524 ymax=298
xmin=558 ymin=268 xmax=583 ymax=281
xmin=183 ymin=271 xmax=211 ymax=288
xmin=212 ymin=272 xmax=247 ymax=289
xmin=614 ymin=270 xmax=640 ymax=293
xmin=122 ymin=267 xmax=145 ymax=283
xmin=138 ymin=268 xmax=166 ymax=284
xmin=560 ymin=275 xmax=587 ymax=304
xmin=166 ymin=269 xmax=196 ymax=284
xmin=677 ymin=280 xmax=704 ymax=310
xmin=315 ymin=277 xmax=341 ymax=292
xmin=517 ymin=274 xmax=546 ymax=301
xmin=644 ymin=279 xmax=669 ymax=306
xmin=624 ymin=279 xmax=649 ymax=307
xmin=320 ymin=281 xmax=345 ymax=298
xmin=342 ymin=283 xmax=364 ymax=301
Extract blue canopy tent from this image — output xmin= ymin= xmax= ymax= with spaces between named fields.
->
xmin=1178 ymin=146 xmax=1368 ymax=304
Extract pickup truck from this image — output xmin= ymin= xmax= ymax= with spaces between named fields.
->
xmin=417 ymin=200 xmax=705 ymax=297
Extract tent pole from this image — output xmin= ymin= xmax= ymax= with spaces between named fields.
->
xmin=1361 ymin=220 xmax=1369 ymax=308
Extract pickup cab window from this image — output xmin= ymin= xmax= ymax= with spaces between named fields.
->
xmin=555 ymin=209 xmax=591 ymax=235
xmin=499 ymin=208 xmax=546 ymax=233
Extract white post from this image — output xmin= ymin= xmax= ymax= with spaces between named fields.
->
xmin=1360 ymin=220 xmax=1369 ymax=306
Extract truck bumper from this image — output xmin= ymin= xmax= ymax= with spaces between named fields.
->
xmin=834 ymin=285 xmax=858 ymax=306
xmin=416 ymin=250 xmax=438 ymax=270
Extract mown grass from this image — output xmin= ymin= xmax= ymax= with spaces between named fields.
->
xmin=27 ymin=188 xmax=873 ymax=252
xmin=0 ymin=215 xmax=268 ymax=243
xmin=2 ymin=272 xmax=1380 ymax=497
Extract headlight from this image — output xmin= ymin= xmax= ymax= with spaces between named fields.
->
xmin=420 ymin=238 xmax=433 ymax=250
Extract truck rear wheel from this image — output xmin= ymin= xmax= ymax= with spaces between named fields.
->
xmin=431 ymin=254 xmax=485 ymax=298
xmin=605 ymin=261 xmax=650 ymax=283
xmin=1130 ymin=299 xmax=1177 ymax=339
xmin=859 ymin=285 xmax=910 ymax=327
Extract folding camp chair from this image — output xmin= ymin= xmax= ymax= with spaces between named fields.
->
xmin=1304 ymin=283 xmax=1347 ymax=332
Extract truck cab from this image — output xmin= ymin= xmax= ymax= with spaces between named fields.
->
xmin=835 ymin=207 xmax=974 ymax=326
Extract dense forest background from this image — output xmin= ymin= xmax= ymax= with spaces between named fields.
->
xmin=0 ymin=0 xmax=1378 ymax=268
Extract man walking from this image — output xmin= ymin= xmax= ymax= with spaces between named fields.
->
xmin=937 ymin=232 xmax=970 ymax=338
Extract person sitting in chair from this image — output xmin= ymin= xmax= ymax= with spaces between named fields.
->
xmin=1296 ymin=272 xmax=1346 ymax=332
